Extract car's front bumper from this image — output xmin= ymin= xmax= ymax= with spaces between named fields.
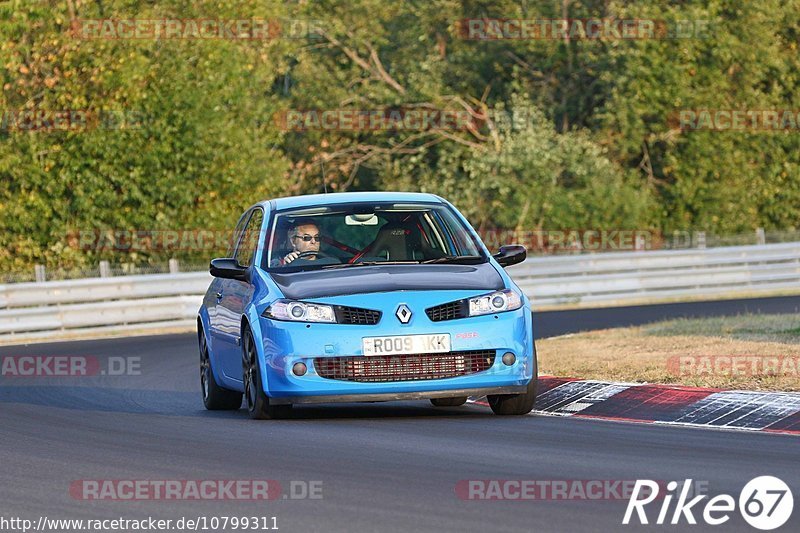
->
xmin=255 ymin=291 xmax=535 ymax=403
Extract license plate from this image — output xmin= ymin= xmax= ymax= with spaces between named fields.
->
xmin=362 ymin=334 xmax=451 ymax=356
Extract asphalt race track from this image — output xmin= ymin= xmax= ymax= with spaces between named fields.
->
xmin=534 ymin=294 xmax=800 ymax=338
xmin=1 ymin=296 xmax=799 ymax=532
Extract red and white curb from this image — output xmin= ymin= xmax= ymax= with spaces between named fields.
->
xmin=473 ymin=377 xmax=800 ymax=435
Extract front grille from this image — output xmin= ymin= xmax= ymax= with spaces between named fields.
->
xmin=426 ymin=300 xmax=468 ymax=322
xmin=314 ymin=350 xmax=495 ymax=382
xmin=334 ymin=305 xmax=382 ymax=325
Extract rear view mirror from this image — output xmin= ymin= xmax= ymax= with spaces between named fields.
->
xmin=345 ymin=214 xmax=378 ymax=225
xmin=210 ymin=258 xmax=249 ymax=281
xmin=493 ymin=245 xmax=526 ymax=268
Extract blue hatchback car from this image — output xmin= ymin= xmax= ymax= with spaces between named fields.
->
xmin=198 ymin=192 xmax=536 ymax=419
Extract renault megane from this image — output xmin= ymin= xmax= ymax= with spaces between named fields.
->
xmin=197 ymin=192 xmax=536 ymax=419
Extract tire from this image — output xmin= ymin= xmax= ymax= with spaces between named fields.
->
xmin=487 ymin=377 xmax=537 ymax=415
xmin=430 ymin=396 xmax=468 ymax=407
xmin=242 ymin=327 xmax=292 ymax=420
xmin=199 ymin=328 xmax=243 ymax=410
xmin=488 ymin=341 xmax=539 ymax=416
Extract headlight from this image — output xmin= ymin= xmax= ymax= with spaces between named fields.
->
xmin=468 ymin=289 xmax=522 ymax=316
xmin=262 ymin=299 xmax=336 ymax=323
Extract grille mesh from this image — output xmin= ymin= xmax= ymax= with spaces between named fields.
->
xmin=425 ymin=300 xmax=468 ymax=322
xmin=314 ymin=350 xmax=495 ymax=382
xmin=334 ymin=305 xmax=382 ymax=325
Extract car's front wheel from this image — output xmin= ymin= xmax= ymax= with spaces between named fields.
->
xmin=487 ymin=377 xmax=537 ymax=415
xmin=199 ymin=328 xmax=242 ymax=410
xmin=430 ymin=397 xmax=468 ymax=407
xmin=242 ymin=327 xmax=292 ymax=420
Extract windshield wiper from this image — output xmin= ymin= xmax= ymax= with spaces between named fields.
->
xmin=320 ymin=257 xmax=483 ymax=269
xmin=320 ymin=260 xmax=418 ymax=270
xmin=420 ymin=255 xmax=484 ymax=264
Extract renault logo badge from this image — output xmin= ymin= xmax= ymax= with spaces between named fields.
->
xmin=395 ymin=304 xmax=412 ymax=324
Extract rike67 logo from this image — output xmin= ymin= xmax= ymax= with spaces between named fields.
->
xmin=624 ymin=476 xmax=793 ymax=530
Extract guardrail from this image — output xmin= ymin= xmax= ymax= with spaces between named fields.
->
xmin=0 ymin=272 xmax=212 ymax=338
xmin=508 ymin=241 xmax=800 ymax=306
xmin=1 ymin=242 xmax=799 ymax=340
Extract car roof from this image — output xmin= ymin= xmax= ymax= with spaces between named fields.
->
xmin=255 ymin=191 xmax=445 ymax=211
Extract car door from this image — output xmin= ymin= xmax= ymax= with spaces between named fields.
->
xmin=215 ymin=207 xmax=263 ymax=381
xmin=208 ymin=209 xmax=250 ymax=382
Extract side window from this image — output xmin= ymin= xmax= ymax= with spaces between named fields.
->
xmin=234 ymin=209 xmax=264 ymax=267
xmin=227 ymin=211 xmax=250 ymax=258
xmin=431 ymin=209 xmax=480 ymax=256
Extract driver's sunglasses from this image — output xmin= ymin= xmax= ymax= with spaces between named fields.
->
xmin=293 ymin=234 xmax=321 ymax=243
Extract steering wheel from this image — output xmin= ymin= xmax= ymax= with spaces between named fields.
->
xmin=296 ymin=250 xmax=330 ymax=259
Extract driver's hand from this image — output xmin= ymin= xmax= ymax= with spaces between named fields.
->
xmin=283 ymin=251 xmax=300 ymax=264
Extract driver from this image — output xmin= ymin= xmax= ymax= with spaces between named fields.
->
xmin=282 ymin=220 xmax=321 ymax=264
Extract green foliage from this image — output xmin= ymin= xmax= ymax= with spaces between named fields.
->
xmin=0 ymin=0 xmax=798 ymax=273
xmin=383 ymin=99 xmax=653 ymax=231
xmin=1 ymin=0 xmax=290 ymax=270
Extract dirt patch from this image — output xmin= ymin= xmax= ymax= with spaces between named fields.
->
xmin=537 ymin=314 xmax=800 ymax=391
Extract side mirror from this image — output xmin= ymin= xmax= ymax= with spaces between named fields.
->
xmin=209 ymin=258 xmax=249 ymax=281
xmin=493 ymin=245 xmax=527 ymax=268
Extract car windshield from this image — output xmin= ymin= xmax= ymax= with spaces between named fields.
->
xmin=265 ymin=202 xmax=486 ymax=271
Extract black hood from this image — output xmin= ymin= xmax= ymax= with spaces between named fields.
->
xmin=270 ymin=263 xmax=504 ymax=300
